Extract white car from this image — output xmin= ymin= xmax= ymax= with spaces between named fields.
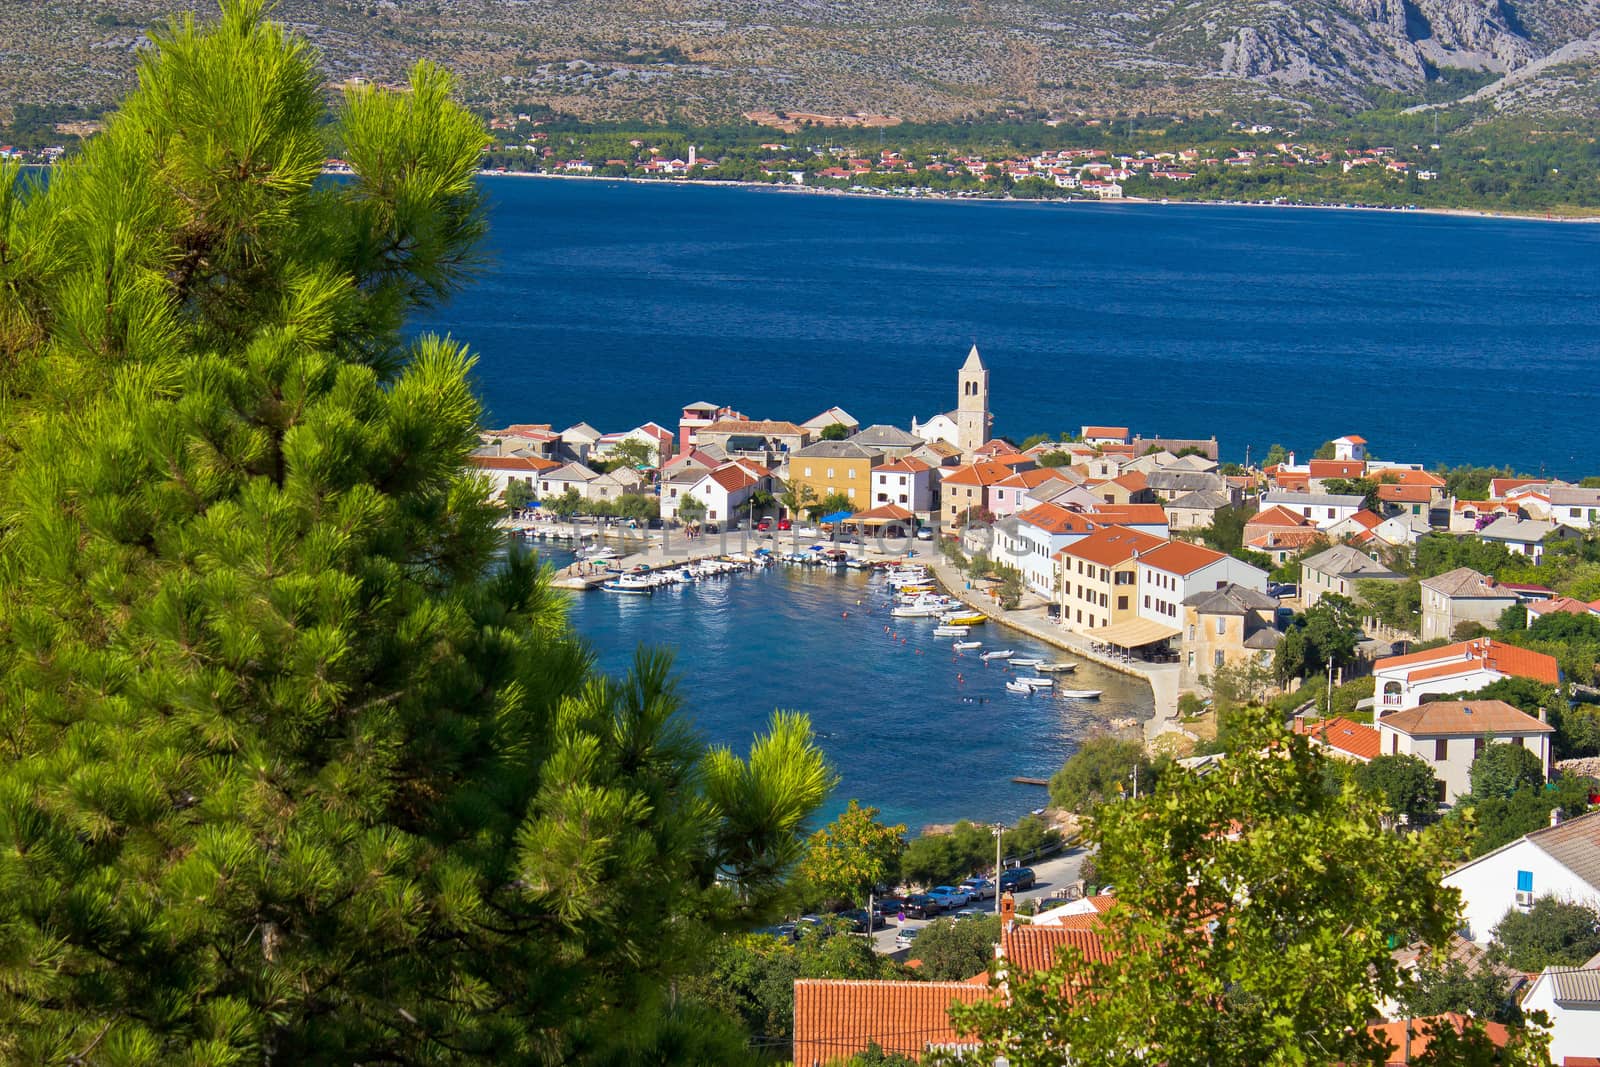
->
xmin=894 ymin=927 xmax=919 ymax=950
xmin=927 ymin=885 xmax=971 ymax=909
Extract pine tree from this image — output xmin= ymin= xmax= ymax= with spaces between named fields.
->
xmin=0 ymin=4 xmax=830 ymax=1062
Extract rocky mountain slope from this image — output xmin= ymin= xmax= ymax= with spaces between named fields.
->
xmin=4 ymin=0 xmax=1599 ymax=124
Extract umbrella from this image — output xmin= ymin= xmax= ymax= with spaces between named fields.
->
xmin=820 ymin=510 xmax=853 ymax=524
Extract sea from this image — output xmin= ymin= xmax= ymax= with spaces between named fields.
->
xmin=415 ymin=177 xmax=1600 ymax=828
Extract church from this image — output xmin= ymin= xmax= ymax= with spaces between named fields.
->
xmin=911 ymin=345 xmax=992 ymax=457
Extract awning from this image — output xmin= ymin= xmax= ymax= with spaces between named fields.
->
xmin=1085 ymin=617 xmax=1181 ymax=648
xmin=820 ymin=510 xmax=854 ymax=524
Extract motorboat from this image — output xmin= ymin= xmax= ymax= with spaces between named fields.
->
xmin=1020 ymin=677 xmax=1053 ymax=689
xmin=577 ymin=545 xmax=621 ymax=562
xmin=892 ymin=602 xmax=945 ymax=618
xmin=1036 ymin=662 xmax=1078 ymax=673
xmin=981 ymin=650 xmax=1014 ymax=661
xmin=1005 ymin=680 xmax=1035 ymax=695
xmin=601 ymin=576 xmax=653 ymax=595
xmin=941 ymin=612 xmax=987 ymax=626
xmin=1010 ymin=657 xmax=1043 ymax=668
xmin=933 ymin=625 xmax=969 ymax=637
xmin=953 ymin=640 xmax=982 ymax=651
xmin=1058 ymin=689 xmax=1103 ymax=700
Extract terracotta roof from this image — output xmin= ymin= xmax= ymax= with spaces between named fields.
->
xmin=1000 ymin=925 xmax=1115 ymax=975
xmin=991 ymin=454 xmax=1037 ymax=469
xmin=1110 ymin=471 xmax=1148 ymax=491
xmin=854 ymin=504 xmax=915 ymax=522
xmin=1293 ymin=716 xmax=1381 ymax=760
xmin=1309 ymin=459 xmax=1367 ymax=478
xmin=1381 ymin=468 xmax=1446 ymax=488
xmin=1081 ymin=425 xmax=1129 ymax=438
xmin=1344 ymin=510 xmax=1384 ymax=530
xmin=996 ymin=468 xmax=1073 ymax=491
xmin=976 ymin=438 xmax=1021 ymax=456
xmin=1368 ymin=1014 xmax=1508 ymax=1064
xmin=1137 ymin=539 xmax=1229 ymax=577
xmin=468 ymin=455 xmax=561 ymax=473
xmin=1378 ymin=483 xmax=1433 ymax=503
xmin=1374 ymin=638 xmax=1560 ymax=686
xmin=1056 ymin=526 xmax=1167 ymax=567
xmin=1246 ymin=529 xmax=1325 ymax=551
xmin=1380 ymin=699 xmax=1552 ymax=737
xmin=702 ymin=418 xmax=806 ymax=436
xmin=1491 ymin=477 xmax=1546 ymax=498
xmin=1337 ymin=434 xmax=1367 ymax=444
xmin=942 ymin=461 xmax=1017 ymax=487
xmin=1247 ymin=505 xmax=1313 ymax=529
xmin=1085 ymin=504 xmax=1169 ymax=526
xmin=1016 ymin=503 xmax=1100 ymax=536
xmin=876 ymin=457 xmax=933 ymax=475
xmin=1098 ymin=443 xmax=1136 ymax=456
xmin=707 ymin=464 xmax=759 ymax=494
xmin=792 ymin=980 xmax=989 ymax=1066
xmin=1527 ymin=596 xmax=1600 ymax=618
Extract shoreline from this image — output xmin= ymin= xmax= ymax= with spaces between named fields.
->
xmin=471 ymin=167 xmax=1600 ymax=225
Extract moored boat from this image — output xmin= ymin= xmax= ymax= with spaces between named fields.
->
xmin=940 ymin=612 xmax=987 ymax=626
xmin=952 ymin=640 xmax=982 ymax=651
xmin=1010 ymin=657 xmax=1042 ymax=668
xmin=1020 ymin=676 xmax=1053 ymax=689
xmin=933 ymin=625 xmax=969 ymax=637
xmin=1036 ymin=662 xmax=1078 ymax=673
xmin=1005 ymin=680 xmax=1034 ymax=695
xmin=981 ymin=649 xmax=1014 ymax=661
xmin=1058 ymin=689 xmax=1103 ymax=700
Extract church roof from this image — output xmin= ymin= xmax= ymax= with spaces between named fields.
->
xmin=961 ymin=344 xmax=986 ymax=371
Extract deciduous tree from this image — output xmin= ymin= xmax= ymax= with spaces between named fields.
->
xmin=1492 ymin=897 xmax=1600 ymax=972
xmin=1048 ymin=735 xmax=1157 ymax=813
xmin=1353 ymin=754 xmax=1441 ymax=823
xmin=797 ymin=800 xmax=906 ymax=907
xmin=1468 ymin=742 xmax=1546 ymax=800
xmin=912 ymin=916 xmax=1002 ymax=980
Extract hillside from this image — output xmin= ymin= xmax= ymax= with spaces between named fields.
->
xmin=5 ymin=0 xmax=1600 ymax=126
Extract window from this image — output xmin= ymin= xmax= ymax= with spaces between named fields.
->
xmin=1214 ymin=650 xmax=1225 ymax=668
xmin=1517 ymin=870 xmax=1534 ymax=893
xmin=1187 ymin=651 xmax=1195 ymax=667
xmin=1475 ymin=737 xmax=1486 ymax=758
xmin=1115 ymin=572 xmax=1134 ymax=585
xmin=1435 ymin=738 xmax=1448 ymax=761
xmin=1215 ymin=617 xmax=1226 ymax=635
xmin=1144 ymin=595 xmax=1151 ymax=608
xmin=1327 ymin=508 xmax=1336 ymax=519
xmin=1189 ymin=625 xmax=1197 ymax=640
xmin=848 ymin=469 xmax=856 ymax=479
xmin=804 ymin=466 xmax=812 ymax=477
xmin=1099 ymin=593 xmax=1107 ymax=608
xmin=846 ymin=487 xmax=856 ymax=499
xmin=1118 ymin=596 xmax=1129 ymax=610
xmin=826 ymin=468 xmax=835 ymax=479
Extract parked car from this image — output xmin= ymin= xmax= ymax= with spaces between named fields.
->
xmin=894 ymin=926 xmax=920 ymax=950
xmin=778 ymin=518 xmax=792 ymax=531
xmin=754 ymin=922 xmax=798 ymax=942
xmin=927 ymin=885 xmax=971 ymax=909
xmin=902 ymin=893 xmax=942 ymax=919
xmin=757 ymin=518 xmax=772 ymax=531
xmin=960 ymin=877 xmax=997 ymax=901
xmin=875 ymin=895 xmax=907 ymax=918
xmin=841 ymin=907 xmax=887 ymax=933
xmin=998 ymin=867 xmax=1036 ymax=892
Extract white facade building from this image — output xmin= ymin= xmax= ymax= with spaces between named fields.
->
xmin=869 ymin=458 xmax=936 ymax=516
xmin=1521 ymin=965 xmax=1600 ymax=1065
xmin=1257 ymin=490 xmax=1366 ymax=531
xmin=1371 ymin=638 xmax=1561 ymax=712
xmin=1135 ymin=542 xmax=1269 ymax=631
xmin=1375 ymin=699 xmax=1553 ymax=805
xmin=1443 ymin=809 xmax=1600 ymax=943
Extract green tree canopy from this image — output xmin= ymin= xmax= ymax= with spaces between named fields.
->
xmin=677 ymin=491 xmax=708 ymax=523
xmin=1463 ymin=775 xmax=1596 ymax=856
xmin=1263 ymin=443 xmax=1289 ymax=467
xmin=502 ymin=478 xmax=534 ymax=509
xmin=952 ymin=710 xmax=1468 ymax=1065
xmin=1274 ymin=593 xmax=1364 ymax=681
xmin=910 ymin=915 xmax=1002 ymax=980
xmin=796 ymin=800 xmax=906 ymax=906
xmin=1353 ymin=754 xmax=1441 ymax=823
xmin=1492 ymin=897 xmax=1600 ymax=972
xmin=819 ymin=422 xmax=851 ymax=441
xmin=0 ymin=5 xmax=833 ymax=1061
xmin=1048 ymin=735 xmax=1155 ymax=812
xmin=1468 ymin=742 xmax=1546 ymax=800
xmin=900 ymin=821 xmax=994 ymax=888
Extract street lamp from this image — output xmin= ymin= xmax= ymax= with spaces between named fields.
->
xmin=992 ymin=823 xmax=1006 ymax=917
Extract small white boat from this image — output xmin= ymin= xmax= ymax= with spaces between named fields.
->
xmin=1021 ymin=676 xmax=1053 ymax=689
xmin=981 ymin=650 xmax=1014 ymax=662
xmin=1058 ymin=689 xmax=1103 ymax=700
xmin=1005 ymin=680 xmax=1035 ymax=695
xmin=891 ymin=604 xmax=943 ymax=618
xmin=1011 ymin=658 xmax=1043 ymax=668
xmin=933 ymin=625 xmax=969 ymax=637
xmin=601 ymin=578 xmax=653 ymax=595
xmin=953 ymin=640 xmax=981 ymax=651
xmin=578 ymin=546 xmax=621 ymax=562
xmin=1036 ymin=662 xmax=1078 ymax=674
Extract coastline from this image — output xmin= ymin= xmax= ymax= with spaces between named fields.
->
xmin=470 ymin=167 xmax=1600 ymax=225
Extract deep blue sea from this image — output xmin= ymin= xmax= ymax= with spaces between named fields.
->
xmin=538 ymin=547 xmax=1149 ymax=830
xmin=419 ymin=178 xmax=1600 ymax=828
xmin=417 ymin=177 xmax=1600 ymax=477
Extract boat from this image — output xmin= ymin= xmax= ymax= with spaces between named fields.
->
xmin=577 ymin=545 xmax=621 ymax=562
xmin=933 ymin=625 xmax=969 ymax=637
xmin=953 ymin=640 xmax=982 ymax=651
xmin=981 ymin=650 xmax=1014 ymax=662
xmin=1005 ymin=680 xmax=1035 ymax=695
xmin=891 ymin=602 xmax=946 ymax=618
xmin=1058 ymin=689 xmax=1103 ymax=700
xmin=941 ymin=612 xmax=987 ymax=626
xmin=601 ymin=577 xmax=653 ymax=595
xmin=1010 ymin=657 xmax=1043 ymax=668
xmin=1036 ymin=662 xmax=1078 ymax=673
xmin=1020 ymin=677 xmax=1053 ymax=689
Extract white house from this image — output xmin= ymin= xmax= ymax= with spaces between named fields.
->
xmin=1372 ymin=638 xmax=1562 ymax=712
xmin=1332 ymin=434 xmax=1367 ymax=462
xmin=673 ymin=461 xmax=771 ymax=523
xmin=467 ymin=454 xmax=559 ymax=500
xmin=1010 ymin=503 xmax=1100 ymax=598
xmin=1476 ymin=516 xmax=1577 ymax=564
xmin=1135 ymin=540 xmax=1268 ymax=631
xmin=1079 ymin=425 xmax=1130 ymax=446
xmin=1443 ymin=809 xmax=1600 ymax=944
xmin=1299 ymin=544 xmax=1405 ymax=608
xmin=1375 ymin=699 xmax=1553 ymax=805
xmin=1419 ymin=568 xmax=1519 ymax=643
xmin=537 ymin=461 xmax=603 ymax=501
xmin=869 ymin=457 xmax=936 ymax=517
xmin=594 ymin=422 xmax=675 ymax=467
xmin=1257 ymin=490 xmax=1367 ymax=531
xmin=1521 ymin=963 xmax=1600 ymax=1065
xmin=910 ymin=411 xmax=961 ymax=450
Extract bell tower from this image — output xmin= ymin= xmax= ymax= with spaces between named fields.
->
xmin=956 ymin=344 xmax=990 ymax=455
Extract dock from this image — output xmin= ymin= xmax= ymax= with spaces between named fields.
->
xmin=1011 ymin=776 xmax=1050 ymax=787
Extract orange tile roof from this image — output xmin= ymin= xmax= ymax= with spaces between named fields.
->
xmin=1272 ymin=471 xmax=1312 ymax=491
xmin=1099 ymin=443 xmax=1136 ymax=456
xmin=977 ymin=438 xmax=1021 ymax=456
xmin=1293 ymin=716 xmax=1381 ymax=760
xmin=876 ymin=457 xmax=933 ymax=474
xmin=991 ymin=453 xmax=1037 ymax=469
xmin=469 ymin=455 xmax=561 ymax=472
xmin=1375 ymin=638 xmax=1560 ymax=686
xmin=1086 ymin=504 xmax=1169 ymax=526
xmin=1247 ymin=505 xmax=1314 ymax=529
xmin=1044 ymin=910 xmax=1109 ymax=930
xmin=1000 ymin=925 xmax=1116 ymax=975
xmin=1247 ymin=528 xmax=1325 ymax=551
xmin=996 ymin=468 xmax=1073 ymax=490
xmin=702 ymin=418 xmax=807 ymax=436
xmin=1081 ymin=425 xmax=1129 ymax=438
xmin=1369 ymin=1014 xmax=1508 ymax=1064
xmin=708 ymin=465 xmax=759 ymax=493
xmin=792 ymin=980 xmax=989 ymax=1066
xmin=1309 ymin=459 xmax=1367 ymax=478
xmin=1016 ymin=503 xmax=1100 ymax=536
xmin=1378 ymin=484 xmax=1433 ymax=503
xmin=942 ymin=461 xmax=1016 ymax=487
xmin=1379 ymin=699 xmax=1552 ymax=737
xmin=1056 ymin=526 xmax=1167 ymax=567
xmin=1527 ymin=596 xmax=1600 ymax=618
xmin=1491 ymin=477 xmax=1545 ymax=498
xmin=1137 ymin=539 xmax=1229 ymax=576
xmin=1345 ymin=510 xmax=1384 ymax=530
xmin=855 ymin=504 xmax=916 ymax=522
xmin=1110 ymin=471 xmax=1148 ymax=491
xmin=1380 ymin=468 xmax=1446 ymax=488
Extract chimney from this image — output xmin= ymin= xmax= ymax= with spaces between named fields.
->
xmin=1552 ymin=808 xmax=1564 ymax=828
xmin=1539 ymin=706 xmax=1548 ymax=724
xmin=1000 ymin=891 xmax=1017 ymax=927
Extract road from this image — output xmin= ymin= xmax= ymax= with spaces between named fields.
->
xmin=868 ymin=844 xmax=1093 ymax=955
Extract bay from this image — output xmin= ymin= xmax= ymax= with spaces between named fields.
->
xmin=418 ymin=177 xmax=1600 ymax=478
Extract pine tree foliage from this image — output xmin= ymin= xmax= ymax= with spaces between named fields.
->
xmin=0 ymin=4 xmax=830 ymax=1063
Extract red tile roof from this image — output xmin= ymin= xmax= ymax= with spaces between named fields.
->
xmin=1379 ymin=699 xmax=1552 ymax=737
xmin=1309 ymin=459 xmax=1367 ymax=478
xmin=996 ymin=468 xmax=1072 ymax=490
xmin=943 ymin=461 xmax=1016 ymax=487
xmin=702 ymin=418 xmax=807 ymax=436
xmin=876 ymin=457 xmax=932 ymax=475
xmin=1337 ymin=434 xmax=1367 ymax=445
xmin=469 ymin=455 xmax=561 ymax=473
xmin=1374 ymin=638 xmax=1560 ymax=686
xmin=1527 ymin=596 xmax=1600 ymax=619
xmin=1380 ymin=468 xmax=1446 ymax=488
xmin=1246 ymin=528 xmax=1325 ymax=551
xmin=1137 ymin=539 xmax=1229 ymax=576
xmin=1085 ymin=504 xmax=1169 ymax=526
xmin=1016 ymin=503 xmax=1100 ymax=536
xmin=1368 ymin=1014 xmax=1508 ymax=1064
xmin=707 ymin=464 xmax=760 ymax=493
xmin=1000 ymin=925 xmax=1115 ymax=974
xmin=1248 ymin=505 xmax=1314 ymax=529
xmin=1056 ymin=526 xmax=1167 ymax=567
xmin=1378 ymin=484 xmax=1432 ymax=503
xmin=1081 ymin=425 xmax=1129 ymax=438
xmin=1110 ymin=471 xmax=1148 ymax=491
xmin=792 ymin=980 xmax=989 ymax=1066
xmin=1293 ymin=716 xmax=1381 ymax=760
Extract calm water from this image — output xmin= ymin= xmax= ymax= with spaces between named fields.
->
xmin=418 ymin=177 xmax=1600 ymax=477
xmin=538 ymin=546 xmax=1148 ymax=830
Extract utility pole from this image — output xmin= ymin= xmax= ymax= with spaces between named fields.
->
xmin=1327 ymin=656 xmax=1335 ymax=719
xmin=994 ymin=825 xmax=1005 ymax=917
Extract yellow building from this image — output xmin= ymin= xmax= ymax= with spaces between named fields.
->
xmin=788 ymin=440 xmax=884 ymax=507
xmin=1055 ymin=526 xmax=1166 ymax=633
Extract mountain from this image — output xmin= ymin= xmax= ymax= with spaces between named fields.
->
xmin=5 ymin=0 xmax=1600 ymax=125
